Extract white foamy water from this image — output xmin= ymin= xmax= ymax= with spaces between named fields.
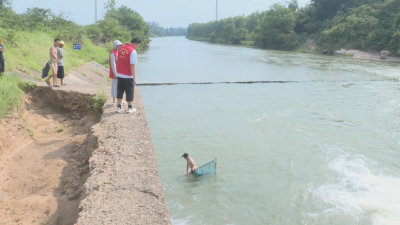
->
xmin=307 ymin=147 xmax=400 ymax=225
xmin=138 ymin=37 xmax=400 ymax=224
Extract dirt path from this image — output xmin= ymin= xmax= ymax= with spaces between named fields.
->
xmin=0 ymin=92 xmax=99 ymax=225
xmin=15 ymin=62 xmax=111 ymax=87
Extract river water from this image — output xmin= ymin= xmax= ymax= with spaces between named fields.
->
xmin=137 ymin=37 xmax=400 ymax=225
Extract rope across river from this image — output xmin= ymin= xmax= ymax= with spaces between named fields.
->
xmin=136 ymin=81 xmax=295 ymax=86
xmin=136 ymin=80 xmax=397 ymax=86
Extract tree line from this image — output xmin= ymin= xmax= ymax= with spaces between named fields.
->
xmin=0 ymin=0 xmax=150 ymax=48
xmin=148 ymin=22 xmax=187 ymax=37
xmin=187 ymin=0 xmax=400 ymax=53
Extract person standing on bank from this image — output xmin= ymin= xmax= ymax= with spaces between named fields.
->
xmin=109 ymin=40 xmax=123 ymax=103
xmin=45 ymin=39 xmax=61 ymax=87
xmin=0 ymin=38 xmax=5 ymax=75
xmin=57 ymin=41 xmax=66 ymax=86
xmin=115 ymin=37 xmax=141 ymax=113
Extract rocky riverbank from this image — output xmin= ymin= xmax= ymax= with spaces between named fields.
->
xmin=334 ymin=49 xmax=400 ymax=62
xmin=75 ymin=88 xmax=171 ymax=225
xmin=302 ymin=39 xmax=400 ymax=62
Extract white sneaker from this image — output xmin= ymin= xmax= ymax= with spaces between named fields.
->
xmin=127 ymin=107 xmax=136 ymax=113
xmin=115 ymin=107 xmax=122 ymax=113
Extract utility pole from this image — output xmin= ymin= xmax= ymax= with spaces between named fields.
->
xmin=216 ymin=0 xmax=218 ymax=21
xmin=95 ymin=0 xmax=99 ymax=22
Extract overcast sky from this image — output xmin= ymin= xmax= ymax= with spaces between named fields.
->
xmin=12 ymin=0 xmax=311 ymax=28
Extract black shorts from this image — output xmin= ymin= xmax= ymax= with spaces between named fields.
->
xmin=57 ymin=66 xmax=65 ymax=78
xmin=0 ymin=60 xmax=4 ymax=73
xmin=117 ymin=77 xmax=134 ymax=102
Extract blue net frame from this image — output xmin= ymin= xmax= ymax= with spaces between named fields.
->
xmin=194 ymin=158 xmax=217 ymax=177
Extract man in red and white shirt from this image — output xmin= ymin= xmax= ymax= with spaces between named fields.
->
xmin=115 ymin=37 xmax=141 ymax=113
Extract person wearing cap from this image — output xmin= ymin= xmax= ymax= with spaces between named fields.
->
xmin=182 ymin=153 xmax=197 ymax=178
xmin=109 ymin=40 xmax=123 ymax=103
xmin=57 ymin=40 xmax=66 ymax=86
xmin=115 ymin=37 xmax=142 ymax=113
xmin=0 ymin=38 xmax=5 ymax=75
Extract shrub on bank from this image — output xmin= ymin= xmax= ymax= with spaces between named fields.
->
xmin=92 ymin=91 xmax=106 ymax=113
xmin=0 ymin=73 xmax=34 ymax=117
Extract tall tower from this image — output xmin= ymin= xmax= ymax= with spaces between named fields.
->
xmin=95 ymin=0 xmax=99 ymax=22
xmin=216 ymin=0 xmax=218 ymax=21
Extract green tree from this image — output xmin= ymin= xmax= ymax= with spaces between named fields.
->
xmin=223 ymin=23 xmax=235 ymax=42
xmin=103 ymin=0 xmax=117 ymax=18
xmin=22 ymin=8 xmax=52 ymax=30
xmin=0 ymin=0 xmax=12 ymax=7
xmin=114 ymin=5 xmax=150 ymax=46
xmin=257 ymin=4 xmax=299 ymax=50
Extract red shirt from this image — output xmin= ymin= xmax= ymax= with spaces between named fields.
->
xmin=116 ymin=43 xmax=135 ymax=77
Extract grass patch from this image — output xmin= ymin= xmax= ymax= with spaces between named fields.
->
xmin=57 ymin=126 xmax=65 ymax=133
xmin=92 ymin=91 xmax=106 ymax=112
xmin=21 ymin=117 xmax=35 ymax=139
xmin=52 ymin=105 xmax=64 ymax=112
xmin=0 ymin=73 xmax=35 ymax=117
xmin=0 ymin=30 xmax=110 ymax=73
xmin=343 ymin=53 xmax=355 ymax=57
xmin=91 ymin=68 xmax=111 ymax=83
xmin=90 ymin=68 xmax=104 ymax=76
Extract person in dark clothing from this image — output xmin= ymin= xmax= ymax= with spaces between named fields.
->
xmin=0 ymin=38 xmax=5 ymax=75
xmin=57 ymin=41 xmax=66 ymax=85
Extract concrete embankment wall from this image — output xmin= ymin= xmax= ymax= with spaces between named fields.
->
xmin=76 ymin=88 xmax=171 ymax=225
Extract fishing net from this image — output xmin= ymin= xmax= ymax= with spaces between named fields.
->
xmin=193 ymin=159 xmax=217 ymax=177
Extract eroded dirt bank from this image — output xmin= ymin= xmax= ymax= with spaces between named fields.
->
xmin=76 ymin=89 xmax=171 ymax=225
xmin=0 ymin=83 xmax=171 ymax=225
xmin=0 ymin=86 xmax=100 ymax=225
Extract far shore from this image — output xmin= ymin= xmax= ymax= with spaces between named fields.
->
xmin=332 ymin=49 xmax=400 ymax=63
xmin=187 ymin=37 xmax=400 ymax=63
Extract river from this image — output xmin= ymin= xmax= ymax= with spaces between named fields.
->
xmin=137 ymin=37 xmax=400 ymax=225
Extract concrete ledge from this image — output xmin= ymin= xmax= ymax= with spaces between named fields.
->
xmin=76 ymin=89 xmax=171 ymax=224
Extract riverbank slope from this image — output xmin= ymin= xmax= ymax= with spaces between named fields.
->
xmin=76 ymin=88 xmax=171 ymax=224
xmin=0 ymin=71 xmax=171 ymax=224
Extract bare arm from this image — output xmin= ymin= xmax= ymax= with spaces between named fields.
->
xmin=130 ymin=64 xmax=136 ymax=85
xmin=0 ymin=46 xmax=3 ymax=53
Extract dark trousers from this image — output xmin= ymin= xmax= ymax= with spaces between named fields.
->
xmin=117 ymin=77 xmax=134 ymax=102
xmin=57 ymin=66 xmax=65 ymax=78
xmin=0 ymin=60 xmax=4 ymax=73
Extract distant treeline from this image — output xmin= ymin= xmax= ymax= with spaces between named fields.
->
xmin=0 ymin=0 xmax=150 ymax=47
xmin=187 ymin=0 xmax=400 ymax=53
xmin=148 ymin=22 xmax=187 ymax=37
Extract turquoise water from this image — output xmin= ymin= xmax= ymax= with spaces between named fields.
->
xmin=138 ymin=37 xmax=400 ymax=225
